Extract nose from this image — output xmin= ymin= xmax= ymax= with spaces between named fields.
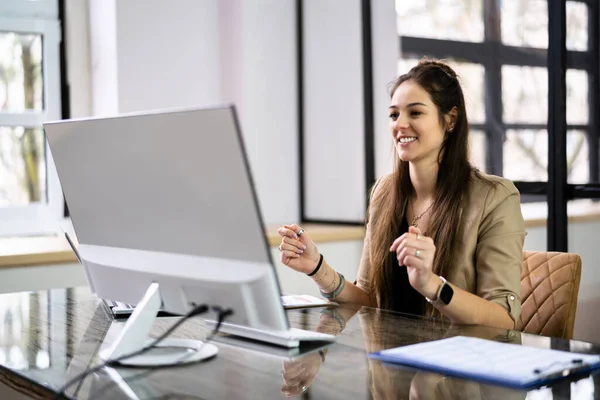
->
xmin=393 ymin=112 xmax=409 ymax=131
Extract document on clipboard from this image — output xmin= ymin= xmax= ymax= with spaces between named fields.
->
xmin=368 ymin=336 xmax=600 ymax=389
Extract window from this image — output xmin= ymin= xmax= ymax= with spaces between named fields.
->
xmin=396 ymin=0 xmax=599 ymax=187
xmin=0 ymin=0 xmax=63 ymax=236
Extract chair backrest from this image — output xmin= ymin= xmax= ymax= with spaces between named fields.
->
xmin=517 ymin=251 xmax=582 ymax=339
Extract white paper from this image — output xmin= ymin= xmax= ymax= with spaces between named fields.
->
xmin=281 ymin=294 xmax=330 ymax=309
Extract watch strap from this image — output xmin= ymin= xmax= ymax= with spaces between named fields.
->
xmin=425 ymin=276 xmax=449 ymax=306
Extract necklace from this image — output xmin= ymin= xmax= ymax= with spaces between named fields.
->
xmin=411 ymin=199 xmax=434 ymax=227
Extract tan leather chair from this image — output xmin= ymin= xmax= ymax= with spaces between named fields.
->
xmin=517 ymin=251 xmax=582 ymax=339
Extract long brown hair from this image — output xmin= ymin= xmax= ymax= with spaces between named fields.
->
xmin=367 ymin=59 xmax=473 ymax=315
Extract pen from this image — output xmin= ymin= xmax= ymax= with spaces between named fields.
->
xmin=534 ymin=359 xmax=589 ymax=382
xmin=63 ymin=230 xmax=82 ymax=264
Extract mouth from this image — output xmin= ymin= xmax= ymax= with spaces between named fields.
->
xmin=398 ymin=137 xmax=417 ymax=144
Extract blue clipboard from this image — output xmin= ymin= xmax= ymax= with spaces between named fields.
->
xmin=367 ymin=336 xmax=600 ymax=389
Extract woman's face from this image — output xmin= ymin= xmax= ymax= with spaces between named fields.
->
xmin=388 ymin=80 xmax=448 ymax=165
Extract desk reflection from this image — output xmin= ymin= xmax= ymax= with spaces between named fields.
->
xmin=359 ymin=309 xmax=525 ymax=400
xmin=0 ymin=290 xmax=52 ymax=371
xmin=280 ymin=305 xmax=361 ymax=397
xmin=282 ymin=305 xmax=526 ymax=400
xmin=0 ymin=288 xmax=597 ymax=399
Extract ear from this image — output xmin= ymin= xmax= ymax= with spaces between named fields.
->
xmin=444 ymin=107 xmax=458 ymax=132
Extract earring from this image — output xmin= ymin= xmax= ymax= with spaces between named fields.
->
xmin=448 ymin=127 xmax=454 ymax=132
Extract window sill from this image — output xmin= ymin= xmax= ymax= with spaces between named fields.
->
xmin=521 ymin=199 xmax=600 ymax=228
xmin=1 ymin=207 xmax=599 ymax=268
xmin=0 ymin=223 xmax=366 ymax=269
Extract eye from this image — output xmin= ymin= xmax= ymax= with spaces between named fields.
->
xmin=410 ymin=110 xmax=422 ymax=117
xmin=388 ymin=112 xmax=399 ymax=121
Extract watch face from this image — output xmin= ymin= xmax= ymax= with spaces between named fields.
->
xmin=439 ymin=283 xmax=454 ymax=305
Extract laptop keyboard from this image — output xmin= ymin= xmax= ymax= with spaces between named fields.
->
xmin=102 ymin=299 xmax=178 ymax=319
xmin=102 ymin=299 xmax=136 ymax=318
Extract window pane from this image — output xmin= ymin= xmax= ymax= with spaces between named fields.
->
xmin=504 ymin=130 xmax=590 ymax=183
xmin=0 ymin=32 xmax=43 ymax=112
xmin=448 ymin=61 xmax=485 ymax=123
xmin=0 ymin=127 xmax=46 ymax=206
xmin=396 ymin=0 xmax=483 ymax=42
xmin=567 ymin=69 xmax=588 ymax=125
xmin=567 ymin=130 xmax=591 ymax=184
xmin=566 ymin=1 xmax=588 ymax=51
xmin=469 ymin=129 xmax=486 ymax=172
xmin=502 ymin=66 xmax=547 ymax=124
xmin=501 ymin=0 xmax=548 ymax=49
xmin=398 ymin=59 xmax=485 ymax=124
xmin=504 ymin=130 xmax=548 ymax=181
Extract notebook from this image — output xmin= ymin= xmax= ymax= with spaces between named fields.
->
xmin=368 ymin=335 xmax=600 ymax=389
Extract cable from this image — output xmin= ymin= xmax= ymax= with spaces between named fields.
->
xmin=53 ymin=304 xmax=232 ymax=400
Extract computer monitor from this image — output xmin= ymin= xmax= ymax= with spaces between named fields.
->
xmin=44 ymin=106 xmax=333 ymax=366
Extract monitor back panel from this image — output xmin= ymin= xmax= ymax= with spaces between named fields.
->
xmin=44 ymin=106 xmax=271 ymax=265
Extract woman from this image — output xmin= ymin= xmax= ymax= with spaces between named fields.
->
xmin=277 ymin=59 xmax=525 ymax=330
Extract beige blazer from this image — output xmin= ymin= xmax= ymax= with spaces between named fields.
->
xmin=356 ymin=170 xmax=526 ymax=324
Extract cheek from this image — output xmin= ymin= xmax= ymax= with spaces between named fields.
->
xmin=424 ymin=122 xmax=445 ymax=142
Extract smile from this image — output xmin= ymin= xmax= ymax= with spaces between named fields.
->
xmin=399 ymin=137 xmax=417 ymax=143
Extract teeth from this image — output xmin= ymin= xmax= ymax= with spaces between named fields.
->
xmin=399 ymin=137 xmax=417 ymax=143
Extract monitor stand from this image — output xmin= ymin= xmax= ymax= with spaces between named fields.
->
xmin=99 ymin=282 xmax=218 ymax=367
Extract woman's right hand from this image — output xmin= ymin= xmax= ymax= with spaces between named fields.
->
xmin=277 ymin=224 xmax=320 ymax=274
xmin=280 ymin=352 xmax=322 ymax=397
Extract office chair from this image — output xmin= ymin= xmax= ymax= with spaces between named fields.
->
xmin=517 ymin=251 xmax=582 ymax=340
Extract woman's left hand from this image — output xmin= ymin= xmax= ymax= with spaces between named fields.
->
xmin=389 ymin=226 xmax=438 ymax=295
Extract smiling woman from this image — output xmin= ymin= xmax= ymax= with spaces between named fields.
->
xmin=277 ymin=59 xmax=526 ymax=331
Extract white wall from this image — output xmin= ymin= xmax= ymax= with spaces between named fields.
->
xmin=235 ymin=0 xmax=299 ymax=225
xmin=86 ymin=0 xmax=299 ymax=225
xmin=302 ymin=0 xmax=399 ymax=221
xmin=115 ymin=0 xmax=222 ymax=113
xmin=372 ymin=0 xmax=401 ymax=179
xmin=303 ymin=0 xmax=365 ymax=221
xmin=88 ymin=0 xmax=118 ymax=116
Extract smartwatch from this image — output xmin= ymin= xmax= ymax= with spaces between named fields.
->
xmin=425 ymin=276 xmax=454 ymax=306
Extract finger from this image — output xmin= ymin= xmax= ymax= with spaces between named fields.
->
xmin=397 ymin=247 xmax=423 ymax=266
xmin=280 ymin=242 xmax=303 ymax=255
xmin=281 ymin=384 xmax=303 ymax=397
xmin=282 ymin=370 xmax=304 ymax=381
xmin=278 ymin=227 xmax=299 ymax=240
xmin=282 ymin=362 xmax=305 ymax=375
xmin=408 ymin=225 xmax=422 ymax=234
xmin=283 ymin=374 xmax=306 ymax=387
xmin=409 ymin=226 xmax=429 ymax=241
xmin=398 ymin=238 xmax=428 ymax=252
xmin=397 ymin=247 xmax=410 ymax=266
xmin=282 ymin=236 xmax=307 ymax=251
xmin=395 ymin=237 xmax=414 ymax=258
xmin=284 ymin=224 xmax=304 ymax=237
xmin=281 ymin=250 xmax=300 ymax=260
xmin=402 ymin=254 xmax=424 ymax=268
xmin=389 ymin=233 xmax=408 ymax=252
